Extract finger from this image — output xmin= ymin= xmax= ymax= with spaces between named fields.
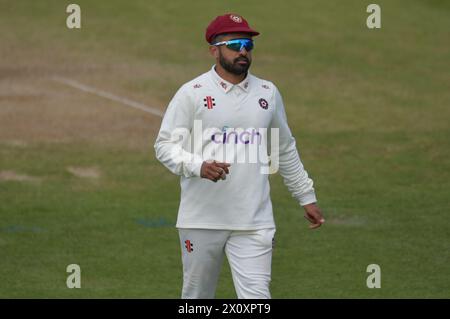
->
xmin=219 ymin=170 xmax=226 ymax=180
xmin=309 ymin=222 xmax=322 ymax=229
xmin=208 ymin=168 xmax=220 ymax=178
xmin=212 ymin=170 xmax=223 ymax=181
xmin=304 ymin=215 xmax=325 ymax=229
xmin=208 ymin=174 xmax=218 ymax=182
xmin=206 ymin=173 xmax=217 ymax=182
xmin=210 ymin=174 xmax=220 ymax=182
xmin=310 ymin=217 xmax=325 ymax=228
xmin=310 ymin=214 xmax=325 ymax=224
xmin=215 ymin=162 xmax=231 ymax=168
xmin=214 ymin=163 xmax=230 ymax=174
xmin=304 ymin=215 xmax=315 ymax=223
xmin=220 ymin=166 xmax=229 ymax=174
xmin=213 ymin=167 xmax=225 ymax=180
xmin=306 ymin=210 xmax=325 ymax=223
xmin=207 ymin=171 xmax=220 ymax=182
xmin=216 ymin=168 xmax=226 ymax=180
xmin=214 ymin=161 xmax=231 ymax=167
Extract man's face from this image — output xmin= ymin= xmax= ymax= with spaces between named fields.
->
xmin=212 ymin=33 xmax=253 ymax=76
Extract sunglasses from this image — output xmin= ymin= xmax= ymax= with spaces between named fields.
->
xmin=213 ymin=38 xmax=254 ymax=52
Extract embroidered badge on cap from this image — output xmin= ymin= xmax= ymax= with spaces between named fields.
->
xmin=230 ymin=14 xmax=243 ymax=23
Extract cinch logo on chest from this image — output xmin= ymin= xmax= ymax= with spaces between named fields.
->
xmin=203 ymin=96 xmax=216 ymax=109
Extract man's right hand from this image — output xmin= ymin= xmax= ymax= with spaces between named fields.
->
xmin=200 ymin=160 xmax=231 ymax=182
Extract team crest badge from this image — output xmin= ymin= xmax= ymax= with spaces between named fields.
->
xmin=258 ymin=98 xmax=269 ymax=109
xmin=230 ymin=15 xmax=242 ymax=23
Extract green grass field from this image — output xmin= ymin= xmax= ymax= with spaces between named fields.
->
xmin=0 ymin=0 xmax=449 ymax=298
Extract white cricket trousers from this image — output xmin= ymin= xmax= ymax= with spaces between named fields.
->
xmin=178 ymin=228 xmax=276 ymax=299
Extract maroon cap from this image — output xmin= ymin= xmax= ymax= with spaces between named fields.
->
xmin=205 ymin=13 xmax=259 ymax=44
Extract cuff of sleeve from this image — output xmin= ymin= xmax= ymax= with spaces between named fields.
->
xmin=298 ymin=191 xmax=317 ymax=206
xmin=190 ymin=161 xmax=203 ymax=177
xmin=183 ymin=154 xmax=203 ymax=177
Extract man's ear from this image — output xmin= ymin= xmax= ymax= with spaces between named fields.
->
xmin=209 ymin=45 xmax=219 ymax=58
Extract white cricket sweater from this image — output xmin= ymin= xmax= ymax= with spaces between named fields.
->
xmin=154 ymin=65 xmax=317 ymax=230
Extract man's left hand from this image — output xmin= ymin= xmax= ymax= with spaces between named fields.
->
xmin=303 ymin=203 xmax=325 ymax=229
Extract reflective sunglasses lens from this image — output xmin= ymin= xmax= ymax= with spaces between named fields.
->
xmin=243 ymin=40 xmax=254 ymax=51
xmin=226 ymin=40 xmax=254 ymax=52
xmin=227 ymin=42 xmax=242 ymax=51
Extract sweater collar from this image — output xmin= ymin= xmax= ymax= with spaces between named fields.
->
xmin=210 ymin=65 xmax=250 ymax=94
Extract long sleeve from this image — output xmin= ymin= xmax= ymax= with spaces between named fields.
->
xmin=154 ymin=85 xmax=203 ymax=177
xmin=269 ymin=86 xmax=317 ymax=206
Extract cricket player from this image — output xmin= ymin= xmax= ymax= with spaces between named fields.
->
xmin=154 ymin=13 xmax=325 ymax=299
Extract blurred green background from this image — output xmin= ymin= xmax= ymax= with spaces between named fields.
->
xmin=0 ymin=0 xmax=449 ymax=298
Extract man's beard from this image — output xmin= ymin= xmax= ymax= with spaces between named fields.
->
xmin=219 ymin=51 xmax=251 ymax=76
